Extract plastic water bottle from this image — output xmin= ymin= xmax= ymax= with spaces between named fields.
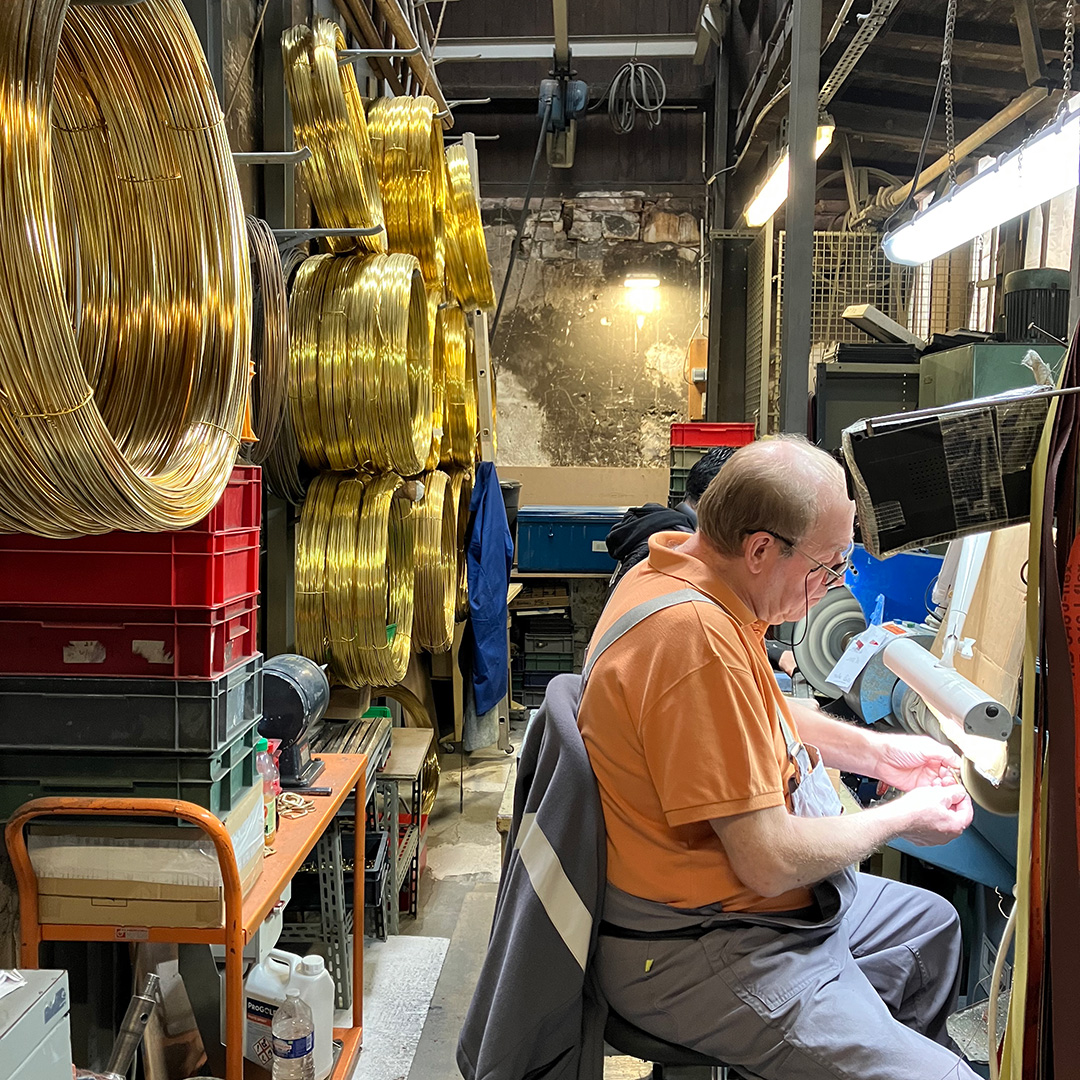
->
xmin=271 ymin=989 xmax=315 ymax=1080
xmin=256 ymin=736 xmax=279 ymax=843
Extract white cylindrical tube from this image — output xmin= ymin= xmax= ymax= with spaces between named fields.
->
xmin=882 ymin=637 xmax=1012 ymax=742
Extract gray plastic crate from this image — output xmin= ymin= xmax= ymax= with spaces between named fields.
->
xmin=524 ymin=654 xmax=573 ymax=672
xmin=0 ymin=721 xmax=259 ymax=821
xmin=524 ymin=635 xmax=574 ymax=654
xmin=0 ymin=654 xmax=262 ymax=752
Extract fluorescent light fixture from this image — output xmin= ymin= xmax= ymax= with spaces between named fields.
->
xmin=623 ymin=275 xmax=660 ymax=317
xmin=883 ymin=95 xmax=1080 ymax=266
xmin=744 ymin=120 xmax=836 ymax=228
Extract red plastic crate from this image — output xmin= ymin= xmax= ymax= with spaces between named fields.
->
xmin=0 ymin=599 xmax=259 ymax=678
xmin=669 ymin=422 xmax=756 ymax=447
xmin=195 ymin=465 xmax=262 ymax=535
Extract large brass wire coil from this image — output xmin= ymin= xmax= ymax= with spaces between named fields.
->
xmin=439 ymin=305 xmax=478 ymax=467
xmin=242 ymin=216 xmax=289 ymax=466
xmin=413 ymin=470 xmax=457 ymax=653
xmin=296 ymin=470 xmax=416 ymax=688
xmin=289 ymin=252 xmax=433 ymax=476
xmin=444 ymin=145 xmax=497 ymax=311
xmin=282 ymin=19 xmax=386 ymax=255
xmin=425 ymin=285 xmax=446 ymax=472
xmin=443 ymin=466 xmax=473 ymax=618
xmin=368 ymin=96 xmax=446 ymax=284
xmin=0 ymin=0 xmax=249 ymax=537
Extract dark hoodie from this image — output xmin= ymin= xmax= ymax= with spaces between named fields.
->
xmin=605 ymin=501 xmax=697 ymax=595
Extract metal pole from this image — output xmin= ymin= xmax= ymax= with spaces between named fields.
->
xmin=779 ymin=0 xmax=821 ymax=433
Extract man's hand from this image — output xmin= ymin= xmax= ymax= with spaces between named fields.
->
xmin=778 ymin=650 xmax=797 ymax=676
xmin=872 ymin=734 xmax=962 ymax=792
xmin=891 ymin=784 xmax=973 ymax=846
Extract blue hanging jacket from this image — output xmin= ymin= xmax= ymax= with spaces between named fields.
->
xmin=467 ymin=461 xmax=514 ymax=715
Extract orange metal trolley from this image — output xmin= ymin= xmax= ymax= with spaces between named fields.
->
xmin=5 ymin=752 xmax=367 ymax=1080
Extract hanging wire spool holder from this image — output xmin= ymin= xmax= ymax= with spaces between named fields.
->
xmin=272 ymin=224 xmax=387 ymax=252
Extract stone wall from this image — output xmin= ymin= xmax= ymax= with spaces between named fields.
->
xmin=486 ymin=192 xmax=705 ymax=469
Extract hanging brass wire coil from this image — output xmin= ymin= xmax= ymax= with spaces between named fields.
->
xmin=413 ymin=470 xmax=457 ymax=653
xmin=443 ymin=466 xmax=473 ymax=618
xmin=426 ymin=286 xmax=447 ymax=472
xmin=242 ymin=216 xmax=289 ymax=466
xmin=444 ymin=145 xmax=497 ymax=311
xmin=296 ymin=470 xmax=416 ymax=688
xmin=438 ymin=305 xmax=478 ymax=467
xmin=282 ymin=19 xmax=386 ymax=255
xmin=368 ymin=96 xmax=446 ymax=285
xmin=0 ymin=0 xmax=248 ymax=537
xmin=289 ymin=252 xmax=433 ymax=477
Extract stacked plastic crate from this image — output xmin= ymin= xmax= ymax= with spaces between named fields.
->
xmin=519 ymin=615 xmax=574 ymax=710
xmin=667 ymin=423 xmax=756 ymax=508
xmin=0 ymin=466 xmax=265 ymax=824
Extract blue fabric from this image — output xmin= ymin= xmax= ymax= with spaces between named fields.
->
xmin=467 ymin=461 xmax=514 ymax=715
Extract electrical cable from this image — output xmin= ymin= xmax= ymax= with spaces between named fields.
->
xmin=288 ymin=252 xmax=433 ymax=477
xmin=591 ymin=59 xmax=667 ymax=134
xmin=0 ymin=0 xmax=249 ymax=537
xmin=491 ymin=99 xmax=552 ymax=339
xmin=282 ymin=18 xmax=386 ymax=255
xmin=368 ymin=95 xmax=447 ymax=284
xmin=241 ymin=216 xmax=289 ymax=467
xmin=445 ymin=144 xmax=498 ymax=312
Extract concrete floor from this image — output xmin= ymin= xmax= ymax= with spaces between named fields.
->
xmin=384 ymin=729 xmax=649 ymax=1080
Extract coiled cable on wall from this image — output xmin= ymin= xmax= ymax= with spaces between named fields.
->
xmin=444 ymin=145 xmax=497 ymax=311
xmin=413 ymin=469 xmax=457 ymax=653
xmin=592 ymin=59 xmax=667 ymax=134
xmin=368 ymin=96 xmax=446 ymax=284
xmin=241 ymin=216 xmax=289 ymax=467
xmin=296 ymin=470 xmax=416 ymax=688
xmin=437 ymin=304 xmax=478 ymax=467
xmin=289 ymin=252 xmax=433 ymax=477
xmin=0 ymin=0 xmax=249 ymax=537
xmin=282 ymin=18 xmax=386 ymax=255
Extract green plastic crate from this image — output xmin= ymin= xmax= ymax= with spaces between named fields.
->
xmin=0 ymin=721 xmax=259 ymax=821
xmin=524 ymin=654 xmax=574 ymax=672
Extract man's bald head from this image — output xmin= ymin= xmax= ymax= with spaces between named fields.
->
xmin=696 ymin=436 xmax=850 ymax=557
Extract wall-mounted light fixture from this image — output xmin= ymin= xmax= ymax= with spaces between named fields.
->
xmin=623 ymin=275 xmax=660 ymax=328
xmin=882 ymin=96 xmax=1080 ymax=266
xmin=744 ymin=117 xmax=836 ymax=228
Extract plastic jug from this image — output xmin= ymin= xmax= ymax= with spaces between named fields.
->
xmin=291 ymin=955 xmax=335 ymax=1080
xmin=231 ymin=948 xmax=303 ymax=1069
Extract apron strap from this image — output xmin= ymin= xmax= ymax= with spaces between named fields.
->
xmin=581 ymin=588 xmax=712 ymax=685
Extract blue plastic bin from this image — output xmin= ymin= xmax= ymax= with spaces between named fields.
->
xmin=516 ymin=506 xmax=626 ymax=574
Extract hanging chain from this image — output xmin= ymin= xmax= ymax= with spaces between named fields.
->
xmin=942 ymin=0 xmax=959 ymax=188
xmin=1060 ymin=0 xmax=1075 ymax=116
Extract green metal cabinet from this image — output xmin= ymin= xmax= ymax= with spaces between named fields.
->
xmin=918 ymin=343 xmax=1066 ymax=408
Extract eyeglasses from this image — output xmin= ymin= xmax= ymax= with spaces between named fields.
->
xmin=758 ymin=530 xmax=854 ymax=586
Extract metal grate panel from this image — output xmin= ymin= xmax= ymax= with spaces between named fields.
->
xmin=745 ymin=230 xmax=765 ymax=424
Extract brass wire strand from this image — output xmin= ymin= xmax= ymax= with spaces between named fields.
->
xmin=413 ymin=469 xmax=456 ymax=653
xmin=0 ymin=0 xmax=249 ymax=537
xmin=241 ymin=216 xmax=289 ymax=466
xmin=296 ymin=470 xmax=417 ymax=688
xmin=438 ymin=303 xmax=477 ymax=467
xmin=289 ymin=252 xmax=433 ymax=476
xmin=282 ymin=18 xmax=386 ymax=255
xmin=424 ymin=284 xmax=445 ymax=472
xmin=442 ymin=465 xmax=472 ymax=618
xmin=444 ymin=144 xmax=497 ymax=311
xmin=368 ymin=96 xmax=446 ymax=285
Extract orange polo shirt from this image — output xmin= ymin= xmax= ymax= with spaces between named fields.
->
xmin=578 ymin=531 xmax=813 ymax=913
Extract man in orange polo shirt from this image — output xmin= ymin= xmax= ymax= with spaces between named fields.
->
xmin=578 ymin=436 xmax=979 ymax=1080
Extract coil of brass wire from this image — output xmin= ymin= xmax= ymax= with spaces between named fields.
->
xmin=282 ymin=18 xmax=386 ymax=255
xmin=289 ymin=252 xmax=433 ymax=477
xmin=442 ymin=466 xmax=473 ymax=618
xmin=242 ymin=216 xmax=289 ymax=467
xmin=0 ymin=0 xmax=248 ymax=537
xmin=426 ymin=286 xmax=447 ymax=472
xmin=296 ymin=470 xmax=416 ymax=688
xmin=413 ymin=470 xmax=457 ymax=653
xmin=368 ymin=96 xmax=446 ymax=285
xmin=438 ymin=305 xmax=479 ymax=467
xmin=444 ymin=145 xmax=497 ymax=311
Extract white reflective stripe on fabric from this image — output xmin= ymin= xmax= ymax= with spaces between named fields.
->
xmin=515 ymin=812 xmax=592 ymax=970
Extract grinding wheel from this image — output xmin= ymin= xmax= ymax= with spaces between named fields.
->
xmin=962 ymin=758 xmax=1021 ymax=816
xmin=792 ymin=586 xmax=867 ymax=697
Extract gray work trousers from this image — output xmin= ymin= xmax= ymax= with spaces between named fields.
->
xmin=595 ymin=873 xmax=981 ymax=1080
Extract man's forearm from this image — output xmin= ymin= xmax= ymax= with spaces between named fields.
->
xmin=787 ymin=699 xmax=882 ymax=775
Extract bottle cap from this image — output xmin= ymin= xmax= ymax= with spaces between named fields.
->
xmin=256 ymin=737 xmax=269 ymax=752
xmin=286 ymin=988 xmax=300 ymax=999
xmin=300 ymin=955 xmax=325 ymax=976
